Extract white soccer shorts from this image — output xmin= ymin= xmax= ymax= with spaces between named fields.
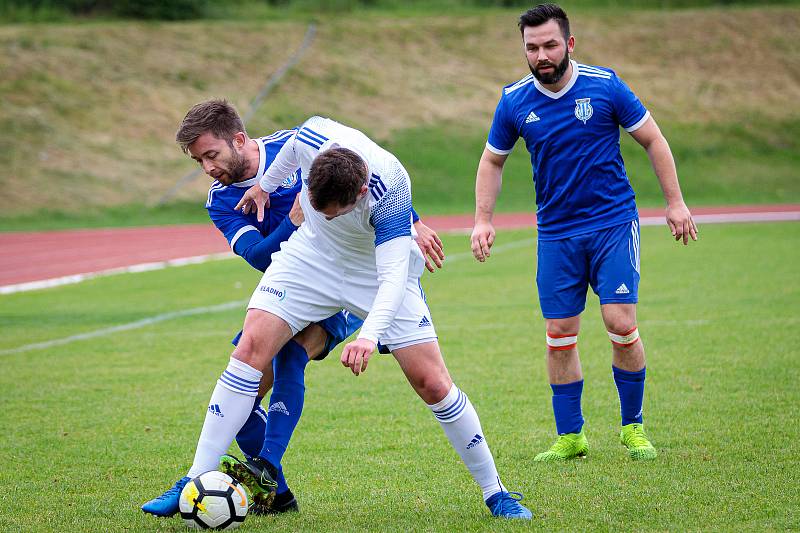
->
xmin=247 ymin=235 xmax=437 ymax=350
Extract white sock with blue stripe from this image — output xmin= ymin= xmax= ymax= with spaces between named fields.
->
xmin=187 ymin=357 xmax=262 ymax=478
xmin=428 ymin=383 xmax=506 ymax=500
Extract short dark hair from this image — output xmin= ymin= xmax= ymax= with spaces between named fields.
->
xmin=518 ymin=3 xmax=570 ymax=42
xmin=176 ymin=99 xmax=245 ymax=153
xmin=307 ymin=147 xmax=368 ymax=211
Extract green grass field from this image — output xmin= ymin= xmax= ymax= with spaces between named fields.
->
xmin=1 ymin=222 xmax=798 ymax=531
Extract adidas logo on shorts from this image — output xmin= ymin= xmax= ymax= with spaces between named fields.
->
xmin=615 ymin=283 xmax=630 ymax=294
xmin=418 ymin=316 xmax=431 ymax=328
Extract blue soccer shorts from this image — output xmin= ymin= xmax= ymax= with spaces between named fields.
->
xmin=536 ymin=220 xmax=641 ymax=319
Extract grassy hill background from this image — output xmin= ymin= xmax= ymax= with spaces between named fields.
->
xmin=1 ymin=3 xmax=799 ymax=229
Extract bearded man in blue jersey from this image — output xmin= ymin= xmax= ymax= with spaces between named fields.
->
xmin=471 ymin=4 xmax=697 ymax=461
xmin=142 ymin=100 xmax=444 ymax=517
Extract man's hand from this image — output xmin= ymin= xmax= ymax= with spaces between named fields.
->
xmin=470 ymin=221 xmax=496 ymax=262
xmin=288 ymin=193 xmax=304 ymax=226
xmin=341 ymin=338 xmax=376 ymax=376
xmin=234 ymin=184 xmax=271 ymax=223
xmin=666 ymin=201 xmax=698 ymax=245
xmin=413 ymin=220 xmax=444 ymax=272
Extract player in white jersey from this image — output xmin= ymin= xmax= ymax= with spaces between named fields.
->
xmin=181 ymin=116 xmax=532 ymax=519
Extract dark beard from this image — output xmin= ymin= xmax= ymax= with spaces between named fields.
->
xmin=529 ymin=52 xmax=570 ymax=85
xmin=225 ymin=149 xmax=249 ymax=183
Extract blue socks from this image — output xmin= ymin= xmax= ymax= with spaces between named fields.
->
xmin=551 ymin=380 xmax=584 ymax=435
xmin=613 ymin=366 xmax=645 ymax=425
xmin=258 ymin=340 xmax=309 ymax=486
xmin=235 ymin=396 xmax=267 ymax=458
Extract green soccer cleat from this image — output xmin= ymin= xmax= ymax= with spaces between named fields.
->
xmin=533 ymin=431 xmax=589 ymax=462
xmin=620 ymin=423 xmax=657 ymax=460
xmin=219 ymin=454 xmax=278 ymax=509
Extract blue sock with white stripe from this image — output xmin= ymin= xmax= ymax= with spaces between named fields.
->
xmin=187 ymin=357 xmax=262 ymax=478
xmin=258 ymin=340 xmax=308 ymax=485
xmin=428 ymin=383 xmax=506 ymax=500
xmin=551 ymin=379 xmax=585 ymax=435
xmin=613 ymin=366 xmax=646 ymax=425
xmin=235 ymin=396 xmax=266 ymax=459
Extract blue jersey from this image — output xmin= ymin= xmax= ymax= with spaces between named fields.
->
xmin=487 ymin=60 xmax=649 ymax=240
xmin=206 ymin=130 xmax=302 ymax=271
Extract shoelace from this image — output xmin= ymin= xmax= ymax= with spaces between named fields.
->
xmin=625 ymin=426 xmax=649 ymax=446
xmin=551 ymin=435 xmax=576 ymax=453
xmin=494 ymin=492 xmax=526 ymax=514
xmin=156 ymin=479 xmax=188 ymax=501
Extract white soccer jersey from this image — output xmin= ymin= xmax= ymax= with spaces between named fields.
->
xmin=257 ymin=117 xmax=421 ymax=344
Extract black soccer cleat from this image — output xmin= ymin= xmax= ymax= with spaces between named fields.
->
xmin=219 ymin=454 xmax=278 ymax=509
xmin=251 ymin=488 xmax=299 ymax=515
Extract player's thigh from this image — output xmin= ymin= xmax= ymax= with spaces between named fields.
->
xmin=588 ymin=220 xmax=640 ymax=306
xmin=536 ymin=236 xmax=590 ymax=319
xmin=248 ymin=248 xmax=343 ymax=336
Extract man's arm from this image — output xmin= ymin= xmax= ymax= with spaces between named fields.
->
xmin=629 ymin=117 xmax=698 ymax=245
xmin=471 ymin=148 xmax=508 ymax=261
xmin=236 ymin=131 xmax=302 ymax=222
xmin=232 ymin=194 xmax=304 ymax=271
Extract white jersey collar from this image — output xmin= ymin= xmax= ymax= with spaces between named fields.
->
xmin=533 ymin=59 xmax=579 ymax=100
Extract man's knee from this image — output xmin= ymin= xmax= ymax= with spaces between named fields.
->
xmin=394 ymin=342 xmax=453 ymax=404
xmin=232 ymin=333 xmax=268 ymax=369
xmin=233 ymin=309 xmax=294 ymax=371
xmin=602 ymin=304 xmax=637 ymax=334
xmin=292 ymin=324 xmax=327 ymax=360
xmin=413 ymin=372 xmax=452 ymax=404
xmin=545 ymin=316 xmax=580 ymax=354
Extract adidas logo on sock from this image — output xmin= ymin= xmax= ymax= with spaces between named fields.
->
xmin=466 ymin=433 xmax=484 ymax=449
xmin=615 ymin=283 xmax=630 ymax=294
xmin=268 ymin=401 xmax=290 ymax=416
xmin=525 ymin=111 xmax=540 ymax=123
xmin=208 ymin=404 xmax=224 ymax=418
xmin=418 ymin=316 xmax=431 ymax=328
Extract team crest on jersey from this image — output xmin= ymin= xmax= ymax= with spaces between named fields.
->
xmin=279 ymin=172 xmax=299 ymax=189
xmin=574 ymin=98 xmax=593 ymax=124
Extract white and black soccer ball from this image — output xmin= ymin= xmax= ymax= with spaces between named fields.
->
xmin=179 ymin=470 xmax=248 ymax=530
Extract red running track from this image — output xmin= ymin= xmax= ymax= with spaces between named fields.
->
xmin=1 ymin=205 xmax=798 ymax=290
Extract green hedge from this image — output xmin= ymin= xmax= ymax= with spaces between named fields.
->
xmin=0 ymin=0 xmax=208 ymax=20
xmin=0 ymin=0 xmax=796 ymax=22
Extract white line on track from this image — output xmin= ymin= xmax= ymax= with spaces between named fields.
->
xmin=1 ymin=238 xmax=530 ymax=356
xmin=0 ymin=252 xmax=235 ymax=295
xmin=2 ymin=210 xmax=797 ymax=295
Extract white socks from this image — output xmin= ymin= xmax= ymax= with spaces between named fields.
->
xmin=428 ymin=384 xmax=506 ymax=500
xmin=187 ymin=358 xmax=262 ymax=478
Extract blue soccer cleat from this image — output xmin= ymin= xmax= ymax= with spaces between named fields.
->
xmin=485 ymin=491 xmax=533 ymax=520
xmin=141 ymin=476 xmax=190 ymax=517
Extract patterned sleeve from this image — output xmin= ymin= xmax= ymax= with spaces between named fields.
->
xmin=206 ymin=203 xmax=258 ymax=251
xmin=369 ymin=166 xmax=413 ymax=247
xmin=611 ymin=72 xmax=650 ymax=132
xmin=486 ymin=91 xmax=518 ymax=155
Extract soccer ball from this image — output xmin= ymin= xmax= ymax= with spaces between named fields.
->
xmin=179 ymin=470 xmax=248 ymax=530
